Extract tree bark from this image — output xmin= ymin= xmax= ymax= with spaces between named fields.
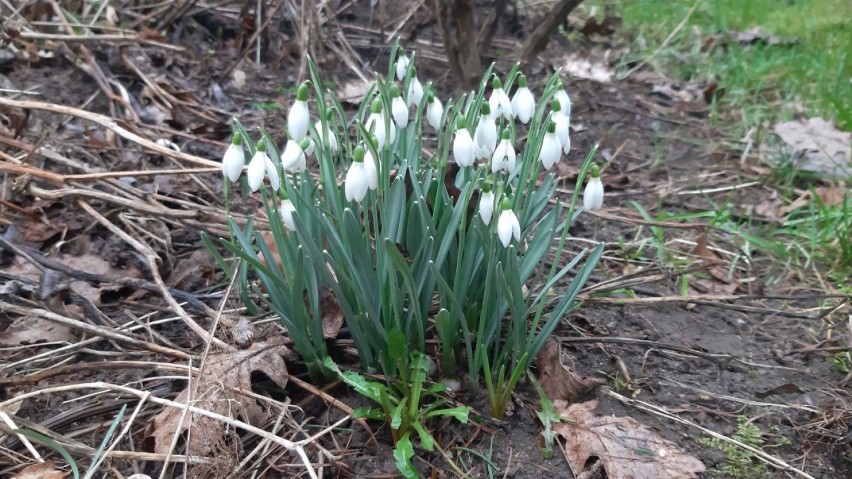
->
xmin=436 ymin=0 xmax=482 ymax=91
xmin=520 ymin=0 xmax=584 ymax=64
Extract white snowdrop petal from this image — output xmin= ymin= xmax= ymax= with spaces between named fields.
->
xmin=453 ymin=129 xmax=474 ymax=167
xmin=395 ymin=55 xmax=409 ymax=81
xmin=364 ymin=151 xmax=378 ymax=190
xmin=288 ymin=100 xmax=310 ymax=141
xmin=392 ymin=97 xmax=409 ymax=128
xmin=426 ymin=99 xmax=443 ymax=130
xmin=511 ymin=87 xmax=535 ymax=124
xmin=265 ymin=155 xmax=280 ymax=191
xmin=497 ymin=210 xmax=520 ymax=247
xmin=554 ymin=115 xmax=570 ymax=154
xmin=478 ymin=191 xmax=494 ymax=225
xmin=222 ymin=143 xmax=245 ymax=183
xmin=246 ymin=152 xmax=267 ymax=192
xmin=539 ymin=133 xmax=561 ymax=170
xmin=280 ymin=199 xmax=296 ymax=231
xmin=583 ymin=177 xmax=604 ymax=210
xmin=345 ymin=162 xmax=369 ymax=202
xmin=407 ymin=78 xmax=424 ymax=107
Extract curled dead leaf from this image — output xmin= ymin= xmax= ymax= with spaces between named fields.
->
xmin=554 ymin=399 xmax=706 ymax=478
xmin=143 ymin=337 xmax=290 ymax=456
xmin=536 ymin=339 xmax=605 ymax=402
xmin=12 ymin=461 xmax=69 ymax=479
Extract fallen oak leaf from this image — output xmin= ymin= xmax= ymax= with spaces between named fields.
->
xmin=553 ymin=400 xmax=706 ymax=479
xmin=12 ymin=461 xmax=69 ymax=479
xmin=143 ymin=337 xmax=290 ymax=456
xmin=536 ymin=339 xmax=605 ymax=402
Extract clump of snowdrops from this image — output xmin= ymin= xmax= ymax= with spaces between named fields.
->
xmin=210 ymin=46 xmax=605 ymax=421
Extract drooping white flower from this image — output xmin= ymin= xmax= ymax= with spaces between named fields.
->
xmin=345 ymin=146 xmax=370 ymax=203
xmin=390 ymin=84 xmax=408 ymax=128
xmin=314 ymin=114 xmax=338 ymax=154
xmin=488 ymin=76 xmax=512 ymax=121
xmin=363 ymin=146 xmax=378 ymax=190
xmin=511 ymin=74 xmax=535 ymax=124
xmin=555 ymin=85 xmax=571 ymax=118
xmin=246 ymin=142 xmax=280 ymax=192
xmin=426 ymin=91 xmax=444 ymax=130
xmin=551 ymin=99 xmax=571 ymax=155
xmin=583 ymin=164 xmax=604 ymax=211
xmin=491 ymin=128 xmax=516 ymax=174
xmin=539 ymin=120 xmax=561 ymax=170
xmin=452 ymin=119 xmax=475 ymax=167
xmin=287 ymin=82 xmax=310 ymax=141
xmin=221 ymin=132 xmax=245 ymax=183
xmin=474 ymin=104 xmax=497 ymax=160
xmin=280 ymin=196 xmax=296 ymax=231
xmin=395 ymin=53 xmax=410 ymax=81
xmin=281 ymin=138 xmax=309 ymax=173
xmin=478 ymin=186 xmax=495 ymax=225
xmin=496 ymin=198 xmax=521 ymax=247
xmin=407 ymin=68 xmax=424 ymax=107
xmin=365 ymin=97 xmax=396 ymax=149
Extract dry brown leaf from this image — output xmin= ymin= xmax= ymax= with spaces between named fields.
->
xmin=0 ymin=254 xmax=141 ymax=305
xmin=536 ymin=339 xmax=605 ymax=402
xmin=144 ymin=337 xmax=290 ymax=456
xmin=691 ymin=233 xmax=738 ymax=292
xmin=769 ymin=117 xmax=851 ymax=179
xmin=337 ymin=79 xmax=372 ymax=105
xmin=781 ymin=185 xmax=848 ymax=215
xmin=0 ymin=316 xmax=75 ymax=346
xmin=554 ymin=400 xmax=706 ymax=479
xmin=318 ymin=286 xmax=344 ymax=339
xmin=12 ymin=461 xmax=70 ymax=479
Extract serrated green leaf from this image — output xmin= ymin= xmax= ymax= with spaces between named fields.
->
xmin=393 ymin=432 xmax=417 ymax=479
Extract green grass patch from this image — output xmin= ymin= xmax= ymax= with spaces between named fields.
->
xmin=609 ymin=0 xmax=852 ymax=130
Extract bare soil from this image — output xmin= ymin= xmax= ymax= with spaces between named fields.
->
xmin=1 ymin=3 xmax=849 ymax=479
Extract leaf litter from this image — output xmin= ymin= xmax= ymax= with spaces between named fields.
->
xmin=553 ymin=399 xmax=706 ymax=479
xmin=143 ymin=337 xmax=291 ymax=456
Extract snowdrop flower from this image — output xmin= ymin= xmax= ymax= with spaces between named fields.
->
xmin=551 ymin=99 xmax=571 ymax=155
xmin=583 ymin=164 xmax=604 ymax=211
xmin=407 ymin=68 xmax=424 ymax=107
xmin=555 ymin=83 xmax=571 ymax=118
xmin=474 ymin=104 xmax=498 ymax=160
xmin=312 ymin=111 xmax=338 ymax=155
xmin=510 ymin=74 xmax=535 ymax=124
xmin=365 ymin=97 xmax=396 ymax=149
xmin=345 ymin=146 xmax=370 ymax=203
xmin=395 ymin=53 xmax=410 ymax=81
xmin=539 ymin=120 xmax=561 ymax=170
xmin=221 ymin=132 xmax=245 ymax=183
xmin=478 ymin=183 xmax=495 ymax=225
xmin=496 ymin=198 xmax=521 ymax=247
xmin=425 ymin=91 xmax=443 ymax=130
xmin=246 ymin=141 xmax=280 ymax=192
xmin=363 ymin=143 xmax=378 ymax=190
xmin=390 ymin=84 xmax=408 ymax=128
xmin=491 ymin=128 xmax=516 ymax=174
xmin=281 ymin=138 xmax=310 ymax=173
xmin=488 ymin=75 xmax=512 ymax=121
xmin=452 ymin=118 xmax=475 ymax=167
xmin=279 ymin=193 xmax=296 ymax=231
xmin=288 ymin=81 xmax=311 ymax=141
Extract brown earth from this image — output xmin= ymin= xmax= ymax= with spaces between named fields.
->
xmin=1 ymin=3 xmax=849 ymax=479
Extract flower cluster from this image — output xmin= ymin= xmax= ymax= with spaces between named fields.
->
xmin=213 ymin=47 xmax=604 ymax=422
